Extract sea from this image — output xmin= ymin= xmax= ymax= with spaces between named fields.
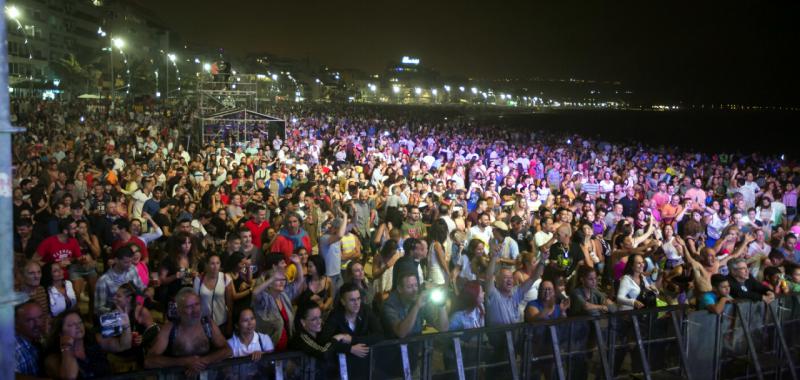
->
xmin=478 ymin=109 xmax=798 ymax=159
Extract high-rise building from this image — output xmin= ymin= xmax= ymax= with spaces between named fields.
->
xmin=4 ymin=0 xmax=170 ymax=96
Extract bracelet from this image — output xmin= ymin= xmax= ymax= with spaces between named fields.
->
xmin=60 ymin=346 xmax=72 ymax=352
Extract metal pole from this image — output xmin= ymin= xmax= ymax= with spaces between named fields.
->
xmin=1 ymin=1 xmax=29 ymax=377
xmin=109 ymin=34 xmax=114 ymax=100
xmin=165 ymin=54 xmax=169 ymax=101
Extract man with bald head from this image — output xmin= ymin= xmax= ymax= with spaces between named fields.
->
xmin=145 ymin=288 xmax=231 ymax=377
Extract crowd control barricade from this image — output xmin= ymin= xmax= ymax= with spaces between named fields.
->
xmin=100 ymin=296 xmax=800 ymax=380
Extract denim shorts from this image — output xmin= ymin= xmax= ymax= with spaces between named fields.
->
xmin=69 ymin=263 xmax=98 ymax=280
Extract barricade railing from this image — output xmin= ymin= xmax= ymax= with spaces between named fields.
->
xmin=100 ymin=295 xmax=800 ymax=380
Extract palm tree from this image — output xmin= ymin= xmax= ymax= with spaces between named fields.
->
xmin=50 ymin=53 xmax=102 ymax=97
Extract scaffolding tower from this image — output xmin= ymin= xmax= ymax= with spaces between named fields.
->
xmin=196 ymin=75 xmax=285 ymax=148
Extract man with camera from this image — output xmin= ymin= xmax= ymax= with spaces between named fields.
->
xmin=382 ymin=271 xmax=449 ymax=338
xmin=381 ymin=269 xmax=449 ymax=378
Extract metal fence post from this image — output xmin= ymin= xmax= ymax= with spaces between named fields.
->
xmin=338 ymin=353 xmax=349 ymax=380
xmin=736 ymin=303 xmax=764 ymax=380
xmin=400 ymin=344 xmax=413 ymax=380
xmin=453 ymin=337 xmax=466 ymax=380
xmin=0 ymin=4 xmax=29 ymax=379
xmin=421 ymin=339 xmax=433 ymax=380
xmin=767 ymin=303 xmax=798 ymax=380
xmin=505 ymin=330 xmax=519 ymax=380
xmin=669 ymin=310 xmax=693 ymax=380
xmin=592 ymin=319 xmax=613 ymax=380
xmin=631 ymin=316 xmax=652 ymax=380
xmin=549 ymin=325 xmax=565 ymax=380
xmin=521 ymin=326 xmax=533 ymax=380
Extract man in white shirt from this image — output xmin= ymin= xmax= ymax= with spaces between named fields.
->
xmin=130 ymin=177 xmax=155 ymax=220
xmin=534 ymin=216 xmax=557 ymax=257
xmin=467 ymin=213 xmax=493 ymax=253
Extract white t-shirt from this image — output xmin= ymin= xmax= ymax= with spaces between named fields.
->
xmin=228 ymin=332 xmax=274 ymax=358
xmin=194 ymin=273 xmax=231 ymax=325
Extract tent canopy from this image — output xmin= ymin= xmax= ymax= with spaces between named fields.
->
xmin=199 ymin=108 xmax=285 ymax=146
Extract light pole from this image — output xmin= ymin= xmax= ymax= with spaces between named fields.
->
xmin=109 ymin=37 xmax=123 ymax=99
xmin=2 ymin=3 xmax=30 ymax=379
xmin=99 ymin=27 xmax=123 ymax=100
xmin=166 ymin=53 xmax=176 ymax=100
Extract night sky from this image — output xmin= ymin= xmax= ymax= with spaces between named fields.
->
xmin=135 ymin=0 xmax=799 ymax=105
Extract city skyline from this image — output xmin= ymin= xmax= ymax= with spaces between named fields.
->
xmin=135 ymin=0 xmax=800 ymax=106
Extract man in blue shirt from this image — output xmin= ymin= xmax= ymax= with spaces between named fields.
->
xmin=381 ymin=271 xmax=449 ymax=377
xmin=15 ymin=301 xmax=47 ymax=377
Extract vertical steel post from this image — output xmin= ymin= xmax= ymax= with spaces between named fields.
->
xmin=0 ymin=1 xmax=29 ymax=377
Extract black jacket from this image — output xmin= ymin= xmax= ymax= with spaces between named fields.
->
xmin=727 ymin=275 xmax=771 ymax=302
xmin=322 ymin=306 xmax=384 ymax=346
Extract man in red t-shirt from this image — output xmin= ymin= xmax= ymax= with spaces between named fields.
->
xmin=270 ymin=212 xmax=312 ymax=260
xmin=244 ymin=206 xmax=270 ymax=249
xmin=110 ymin=218 xmax=149 ymax=263
xmin=36 ymin=218 xmax=83 ymax=276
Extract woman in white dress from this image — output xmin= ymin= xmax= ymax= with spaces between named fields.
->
xmin=42 ymin=262 xmax=77 ymax=317
xmin=194 ymin=253 xmax=234 ymax=336
xmin=427 ymin=220 xmax=451 ymax=286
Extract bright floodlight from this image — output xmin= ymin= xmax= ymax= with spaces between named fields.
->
xmin=112 ymin=37 xmax=124 ymax=49
xmin=459 ymin=86 xmax=465 ymax=92
xmin=392 ymin=85 xmax=400 ymax=94
xmin=167 ymin=53 xmax=177 ymax=62
xmin=414 ymin=87 xmax=422 ymax=95
xmin=97 ymin=27 xmax=106 ymax=36
xmin=272 ymin=74 xmax=278 ymax=81
xmin=6 ymin=5 xmax=21 ymax=19
xmin=429 ymin=288 xmax=446 ymax=305
xmin=444 ymin=85 xmax=451 ymax=92
xmin=471 ymin=87 xmax=478 ymax=94
xmin=431 ymin=89 xmax=438 ymax=96
xmin=203 ymin=63 xmax=211 ymax=72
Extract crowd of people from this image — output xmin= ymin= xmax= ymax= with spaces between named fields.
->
xmin=10 ymin=97 xmax=800 ymax=379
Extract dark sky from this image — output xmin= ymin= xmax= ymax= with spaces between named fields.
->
xmin=135 ymin=0 xmax=799 ymax=105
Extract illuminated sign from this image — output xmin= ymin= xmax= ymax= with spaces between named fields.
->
xmin=401 ymin=56 xmax=420 ymax=65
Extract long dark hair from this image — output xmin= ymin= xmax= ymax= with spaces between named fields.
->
xmin=46 ymin=310 xmax=82 ymax=354
xmin=428 ymin=219 xmax=449 ymax=245
xmin=623 ymin=253 xmax=644 ymax=277
xmin=307 ymin=254 xmax=327 ymax=279
xmin=40 ymin=262 xmax=60 ymax=289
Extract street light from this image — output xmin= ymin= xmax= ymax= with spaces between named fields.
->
xmin=471 ymin=87 xmax=478 ymax=95
xmin=105 ymin=35 xmax=125 ymax=99
xmin=6 ymin=5 xmax=20 ymax=19
xmin=166 ymin=53 xmax=176 ymax=100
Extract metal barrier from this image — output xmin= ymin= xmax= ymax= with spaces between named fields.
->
xmin=100 ymin=295 xmax=800 ymax=380
xmin=99 ymin=350 xmax=315 ymax=380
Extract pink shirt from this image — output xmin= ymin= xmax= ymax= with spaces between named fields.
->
xmin=135 ymin=262 xmax=149 ymax=305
